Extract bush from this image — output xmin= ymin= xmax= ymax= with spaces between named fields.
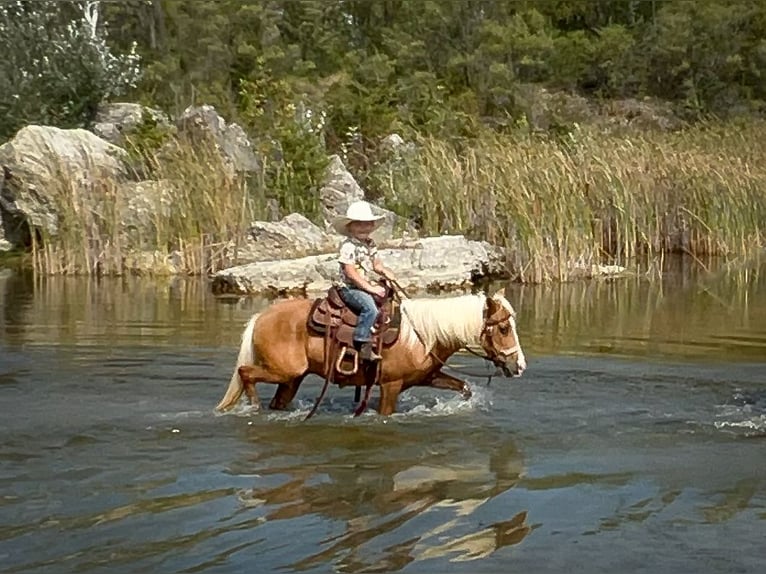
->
xmin=0 ymin=0 xmax=141 ymax=141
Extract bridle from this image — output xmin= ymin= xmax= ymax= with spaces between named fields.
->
xmin=387 ymin=279 xmax=517 ymax=381
xmin=471 ymin=309 xmax=520 ymax=378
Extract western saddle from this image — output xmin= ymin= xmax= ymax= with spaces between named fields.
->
xmin=307 ymin=285 xmax=401 ymax=377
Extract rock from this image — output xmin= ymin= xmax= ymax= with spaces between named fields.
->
xmin=569 ymin=261 xmax=629 ymax=279
xmin=0 ymin=219 xmax=11 ymax=251
xmin=176 ymin=105 xmax=260 ymax=174
xmin=516 ymin=84 xmax=682 ymax=134
xmin=380 ymin=133 xmax=405 ymax=152
xmin=516 ymin=85 xmax=593 ymax=132
xmin=0 ymin=126 xmax=128 ymax=245
xmin=319 ymin=155 xmax=365 ymax=226
xmin=119 ymin=180 xmax=178 ymax=248
xmin=211 ymin=253 xmax=334 ymax=296
xmin=591 ymin=263 xmax=628 ymax=277
xmin=235 ymin=213 xmax=336 ymax=263
xmin=600 ymin=98 xmax=683 ymax=131
xmin=121 ymin=249 xmax=183 ymax=275
xmin=211 ymin=235 xmax=508 ymax=296
xmin=380 ymin=236 xmax=507 ymax=289
xmin=91 ymin=102 xmax=171 ymax=145
xmin=319 ymin=155 xmax=403 ymax=241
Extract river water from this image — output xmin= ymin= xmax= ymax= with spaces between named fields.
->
xmin=1 ymin=261 xmax=764 ymax=573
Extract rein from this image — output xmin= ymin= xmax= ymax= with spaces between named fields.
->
xmin=387 ymin=278 xmax=502 ymax=385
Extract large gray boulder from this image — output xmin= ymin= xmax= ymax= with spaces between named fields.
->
xmin=320 ymin=155 xmax=365 ymax=227
xmin=176 ymin=105 xmax=260 ymax=174
xmin=233 ymin=213 xmax=336 ymax=264
xmin=0 ymin=126 xmax=129 ymax=247
xmin=319 ymin=154 xmax=408 ymax=241
xmin=211 ymin=235 xmax=508 ymax=296
xmin=119 ymin=179 xmax=178 ymax=248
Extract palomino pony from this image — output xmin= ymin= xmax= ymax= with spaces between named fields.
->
xmin=215 ymin=290 xmax=526 ymax=416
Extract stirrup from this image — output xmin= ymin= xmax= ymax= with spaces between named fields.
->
xmin=335 ymin=345 xmax=359 ymax=376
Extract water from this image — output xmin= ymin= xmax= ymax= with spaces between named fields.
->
xmin=1 ymin=262 xmax=765 ymax=573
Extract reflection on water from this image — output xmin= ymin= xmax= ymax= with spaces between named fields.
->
xmin=511 ymin=257 xmax=766 ymax=361
xmin=0 ymin=271 xmax=269 ymax=349
xmin=0 ymin=257 xmax=765 ymax=573
xmin=3 ymin=257 xmax=765 ymax=360
xmin=231 ymin=422 xmax=528 ymax=570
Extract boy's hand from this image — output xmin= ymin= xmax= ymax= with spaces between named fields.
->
xmin=371 ymin=285 xmax=387 ymax=298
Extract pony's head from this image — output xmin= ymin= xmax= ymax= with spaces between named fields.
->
xmin=480 ymin=289 xmax=526 ymax=377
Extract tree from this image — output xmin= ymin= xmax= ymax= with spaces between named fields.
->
xmin=0 ymin=0 xmax=141 ymax=141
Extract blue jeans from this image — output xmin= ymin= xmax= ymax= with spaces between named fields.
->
xmin=338 ymin=287 xmax=379 ymax=343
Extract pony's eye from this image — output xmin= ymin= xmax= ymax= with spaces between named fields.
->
xmin=499 ymin=324 xmax=510 ymax=335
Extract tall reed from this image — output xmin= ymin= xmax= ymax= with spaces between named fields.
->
xmin=31 ymin=120 xmax=766 ymax=281
xmin=32 ymin=135 xmax=264 ymax=276
xmin=380 ymin=121 xmax=766 ymax=282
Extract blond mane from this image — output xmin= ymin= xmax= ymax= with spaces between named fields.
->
xmin=398 ymin=293 xmax=487 ymax=353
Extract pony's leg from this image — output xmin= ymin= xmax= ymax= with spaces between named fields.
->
xmin=237 ymin=364 xmax=297 ymax=409
xmin=268 ymin=376 xmax=305 ymax=410
xmin=238 ymin=366 xmax=265 ymax=408
xmin=427 ymin=371 xmax=472 ymax=399
xmin=378 ymin=379 xmax=403 ymax=416
xmin=244 ymin=380 xmax=259 ymax=406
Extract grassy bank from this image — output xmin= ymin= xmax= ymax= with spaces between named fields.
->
xmin=377 ymin=121 xmax=766 ymax=282
xmin=31 ymin=137 xmax=261 ymax=276
xmin=29 ymin=120 xmax=765 ymax=282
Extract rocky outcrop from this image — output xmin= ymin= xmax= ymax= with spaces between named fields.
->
xmin=0 ymin=125 xmax=129 ymax=246
xmin=176 ymin=105 xmax=260 ymax=174
xmin=319 ymin=154 xmax=409 ymax=241
xmin=119 ymin=179 xmax=178 ymax=248
xmin=0 ymin=124 xmax=196 ymax=252
xmin=0 ymin=116 xmax=517 ymax=294
xmin=319 ymin=154 xmax=365 ymax=226
xmin=0 ymin=105 xmax=264 ymax=252
xmin=233 ymin=213 xmax=337 ymax=264
xmin=516 ymin=84 xmax=682 ymax=133
xmin=211 ymin=235 xmax=508 ymax=296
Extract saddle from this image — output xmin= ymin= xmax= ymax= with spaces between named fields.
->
xmin=307 ymin=286 xmax=401 ymax=376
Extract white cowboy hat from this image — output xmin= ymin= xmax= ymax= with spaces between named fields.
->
xmin=331 ymin=200 xmax=385 ymax=235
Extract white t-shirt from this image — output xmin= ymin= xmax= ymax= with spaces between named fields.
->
xmin=336 ymin=237 xmax=378 ymax=287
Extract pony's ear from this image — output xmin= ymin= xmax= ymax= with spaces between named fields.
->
xmin=485 ymin=293 xmax=500 ymax=317
xmin=490 ymin=287 xmax=515 ymax=316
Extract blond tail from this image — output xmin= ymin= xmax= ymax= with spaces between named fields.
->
xmin=215 ymin=313 xmax=259 ymax=412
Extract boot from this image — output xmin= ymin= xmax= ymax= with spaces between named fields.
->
xmin=359 ymin=342 xmax=382 ymax=361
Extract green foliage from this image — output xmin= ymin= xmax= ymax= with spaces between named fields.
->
xmin=9 ymin=0 xmax=765 ymax=146
xmin=122 ymin=110 xmax=174 ymax=176
xmin=238 ymin=77 xmax=328 ymax=222
xmin=0 ymin=0 xmax=140 ymax=141
xmin=375 ymin=121 xmax=766 ymax=282
xmin=6 ymin=0 xmax=766 ymax=278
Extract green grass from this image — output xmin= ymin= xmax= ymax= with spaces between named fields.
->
xmin=31 ymin=136 xmax=263 ymax=276
xmin=29 ymin=120 xmax=766 ymax=282
xmin=378 ymin=121 xmax=766 ymax=282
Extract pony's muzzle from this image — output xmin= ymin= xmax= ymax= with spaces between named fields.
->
xmin=497 ymin=348 xmax=526 ymax=377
